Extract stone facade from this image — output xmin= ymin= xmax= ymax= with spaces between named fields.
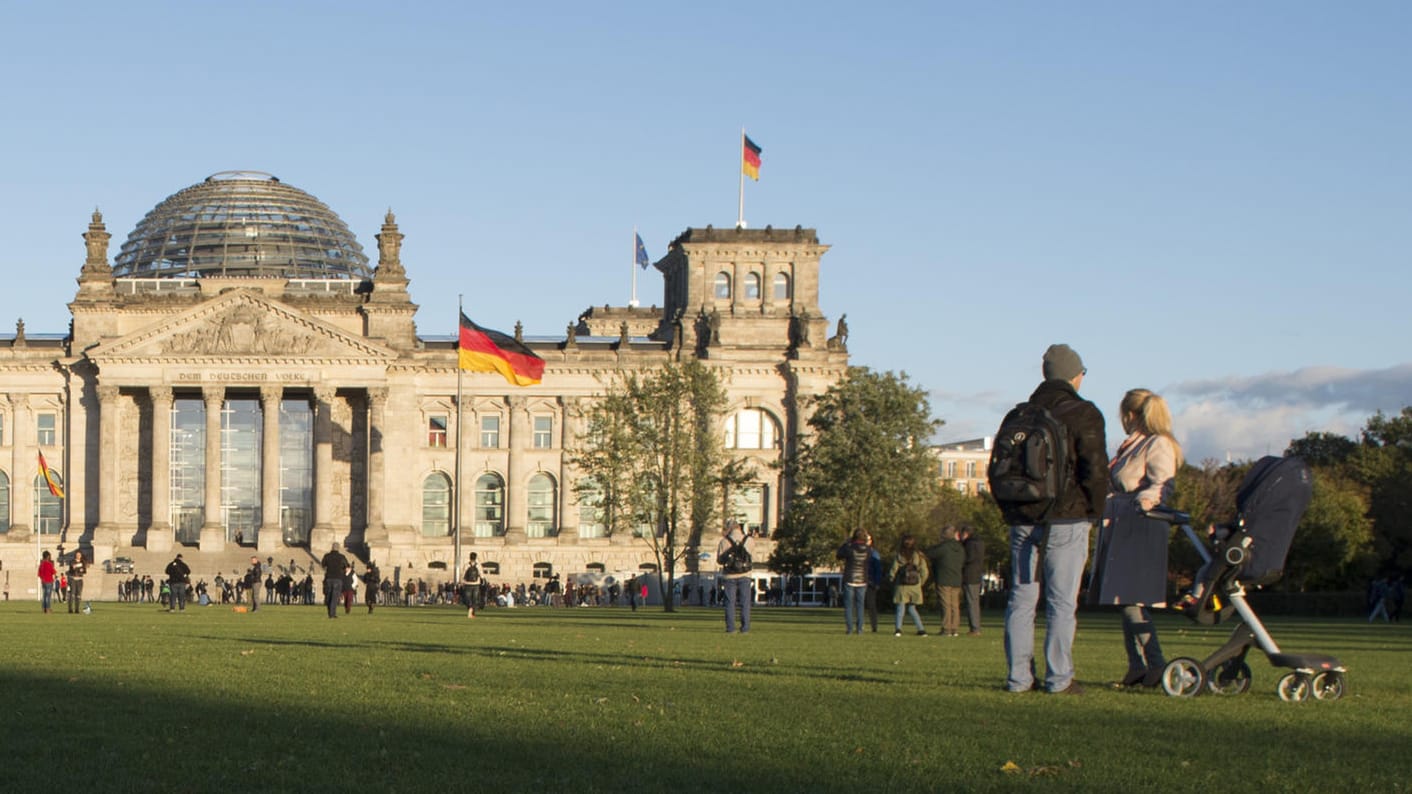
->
xmin=0 ymin=182 xmax=847 ymax=598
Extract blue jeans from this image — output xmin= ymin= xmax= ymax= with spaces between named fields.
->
xmin=895 ymin=602 xmax=925 ymax=633
xmin=169 ymin=580 xmax=187 ymax=610
xmin=843 ymin=584 xmax=866 ymax=633
xmin=722 ymin=577 xmax=752 ymax=633
xmin=1004 ymin=520 xmax=1091 ymax=692
xmin=42 ymin=581 xmax=54 ymax=611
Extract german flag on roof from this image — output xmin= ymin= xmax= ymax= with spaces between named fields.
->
xmin=458 ymin=313 xmax=545 ymax=387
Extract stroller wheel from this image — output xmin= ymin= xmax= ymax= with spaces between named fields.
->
xmin=1276 ymin=672 xmax=1310 ymax=702
xmin=1206 ymin=660 xmax=1252 ymax=696
xmin=1161 ymin=658 xmax=1205 ymax=697
xmin=1310 ymin=671 xmax=1345 ymax=701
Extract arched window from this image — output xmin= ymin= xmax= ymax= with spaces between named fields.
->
xmin=577 ymin=478 xmax=606 ymax=539
xmin=34 ymin=471 xmax=63 ymax=535
xmin=532 ymin=562 xmax=553 ymax=579
xmin=421 ymin=472 xmax=452 ymax=537
xmin=527 ymin=473 xmax=558 ymax=537
xmin=724 ymin=408 xmax=781 ymax=450
xmin=772 ymin=273 xmax=791 ymax=300
xmin=743 ymin=272 xmax=761 ymax=300
xmin=714 ymin=272 xmax=732 ymax=299
xmin=474 ymin=472 xmax=505 ymax=537
xmin=0 ymin=470 xmax=9 ymax=533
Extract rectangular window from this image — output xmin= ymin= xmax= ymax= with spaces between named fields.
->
xmin=965 ymin=461 xmax=977 ymax=478
xmin=36 ymin=413 xmax=57 ymax=446
xmin=533 ymin=416 xmax=553 ymax=449
xmin=428 ymin=415 xmax=448 ymax=447
xmin=480 ymin=415 xmax=500 ymax=448
xmin=945 ymin=461 xmax=957 ymax=478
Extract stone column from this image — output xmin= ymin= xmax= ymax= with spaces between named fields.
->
xmin=8 ymin=395 xmax=33 ymax=537
xmin=94 ymin=384 xmax=122 ymax=549
xmin=504 ymin=396 xmax=528 ymax=543
xmin=146 ymin=386 xmax=174 ymax=553
xmin=258 ymin=385 xmax=282 ymax=554
xmin=309 ymin=386 xmax=336 ymax=551
xmin=557 ymin=398 xmax=577 ymax=542
xmin=364 ymin=387 xmax=388 ymax=545
xmin=199 ymin=386 xmax=226 ymax=552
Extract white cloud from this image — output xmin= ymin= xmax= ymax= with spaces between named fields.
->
xmin=1166 ymin=364 xmax=1412 ymax=462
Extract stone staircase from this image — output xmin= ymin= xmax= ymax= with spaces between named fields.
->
xmin=87 ymin=546 xmax=329 ymax=600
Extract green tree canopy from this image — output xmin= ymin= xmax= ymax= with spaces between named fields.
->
xmin=772 ymin=367 xmax=941 ymax=573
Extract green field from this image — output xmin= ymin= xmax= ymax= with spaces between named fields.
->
xmin=4 ymin=600 xmax=1409 ymax=792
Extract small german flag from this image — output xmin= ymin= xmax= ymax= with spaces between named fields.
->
xmin=742 ymin=134 xmax=762 ymax=180
xmin=458 ymin=313 xmax=545 ymax=387
xmin=38 ymin=450 xmax=64 ymax=499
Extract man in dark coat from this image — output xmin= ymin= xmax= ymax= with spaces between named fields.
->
xmin=320 ymin=543 xmax=349 ymax=619
xmin=996 ymin=344 xmax=1108 ymax=695
xmin=960 ymin=526 xmax=986 ymax=635
xmin=926 ymin=526 xmax=965 ymax=636
xmin=165 ymin=554 xmax=192 ymax=612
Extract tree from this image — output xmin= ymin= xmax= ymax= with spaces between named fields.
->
xmin=772 ymin=367 xmax=941 ymax=579
xmin=1282 ymin=473 xmax=1374 ymax=590
xmin=927 ymin=487 xmax=1007 ymax=574
xmin=1286 ymin=431 xmax=1358 ymax=469
xmin=569 ymin=360 xmax=749 ymax=611
xmin=1351 ymin=408 xmax=1412 ymax=570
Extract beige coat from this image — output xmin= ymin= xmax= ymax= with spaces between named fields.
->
xmin=1091 ymin=432 xmax=1178 ymax=606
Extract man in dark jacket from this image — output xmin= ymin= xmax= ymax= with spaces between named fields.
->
xmin=960 ymin=526 xmax=986 ymax=636
xmin=997 ymin=344 xmax=1108 ymax=695
xmin=165 ymin=553 xmax=191 ymax=612
xmin=320 ymin=543 xmax=349 ymax=619
xmin=927 ymin=526 xmax=965 ymax=636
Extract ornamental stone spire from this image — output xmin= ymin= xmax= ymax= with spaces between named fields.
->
xmin=375 ymin=209 xmax=406 ymax=278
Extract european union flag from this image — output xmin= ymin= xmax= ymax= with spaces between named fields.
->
xmin=635 ymin=233 xmax=651 ymax=269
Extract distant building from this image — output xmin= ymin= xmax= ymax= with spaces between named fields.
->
xmin=932 ymin=437 xmax=993 ymax=496
xmin=0 ymin=171 xmax=849 ymax=595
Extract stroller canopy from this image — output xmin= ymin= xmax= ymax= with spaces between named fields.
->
xmin=1234 ymin=456 xmax=1313 ymax=586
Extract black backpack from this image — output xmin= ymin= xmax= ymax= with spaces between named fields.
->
xmin=719 ymin=536 xmax=753 ymax=575
xmin=987 ymin=401 xmax=1071 ymax=523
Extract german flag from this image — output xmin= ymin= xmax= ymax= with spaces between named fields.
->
xmin=38 ymin=450 xmax=64 ymax=499
xmin=742 ymin=134 xmax=762 ymax=180
xmin=458 ymin=313 xmax=545 ymax=386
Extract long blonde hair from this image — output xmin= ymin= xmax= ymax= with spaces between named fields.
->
xmin=1121 ymin=388 xmax=1184 ymax=467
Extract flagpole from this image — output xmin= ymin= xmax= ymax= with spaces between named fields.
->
xmin=737 ymin=128 xmax=746 ymax=229
xmin=454 ymin=296 xmax=464 ymax=581
xmin=630 ymin=226 xmax=640 ymax=307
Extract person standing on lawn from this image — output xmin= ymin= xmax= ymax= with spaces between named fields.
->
xmin=320 ymin=543 xmax=348 ymax=619
xmin=716 ymin=519 xmax=754 ymax=634
xmin=837 ymin=529 xmax=873 ymax=635
xmin=65 ymin=550 xmax=87 ymax=614
xmin=995 ymin=344 xmax=1108 ymax=695
xmin=38 ymin=550 xmax=57 ymax=613
xmin=960 ymin=526 xmax=986 ymax=636
xmin=889 ymin=534 xmax=929 ymax=636
xmin=245 ymin=556 xmax=263 ymax=612
xmin=927 ymin=525 xmax=965 ymax=637
xmin=165 ymin=553 xmax=191 ymax=612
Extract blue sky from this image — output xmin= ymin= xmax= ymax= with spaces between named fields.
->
xmin=2 ymin=1 xmax=1409 ymax=463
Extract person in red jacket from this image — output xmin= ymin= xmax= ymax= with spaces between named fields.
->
xmin=37 ymin=550 xmax=57 ymax=613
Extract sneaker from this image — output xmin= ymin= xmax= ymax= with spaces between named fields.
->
xmin=916 ymin=630 xmax=927 ymax=637
xmin=1051 ymin=681 xmax=1085 ymax=696
xmin=894 ymin=630 xmax=902 ymax=637
xmin=967 ymin=630 xmax=982 ymax=637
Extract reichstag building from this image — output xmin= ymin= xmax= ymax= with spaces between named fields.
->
xmin=0 ymin=172 xmax=847 ymax=595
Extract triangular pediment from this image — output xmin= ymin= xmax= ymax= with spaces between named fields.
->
xmin=89 ymin=290 xmax=397 ymax=362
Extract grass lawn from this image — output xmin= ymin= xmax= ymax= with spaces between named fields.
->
xmin=3 ymin=600 xmax=1409 ymax=793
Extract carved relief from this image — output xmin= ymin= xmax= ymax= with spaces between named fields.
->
xmin=163 ymin=304 xmax=333 ymax=356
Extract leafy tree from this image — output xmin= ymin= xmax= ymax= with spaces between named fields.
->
xmin=1282 ymin=473 xmax=1374 ymax=590
xmin=927 ymin=487 xmax=1007 ymax=574
xmin=771 ymin=367 xmax=941 ymax=578
xmin=1351 ymin=408 xmax=1412 ymax=570
xmin=569 ymin=361 xmax=750 ymax=611
xmin=1285 ymin=431 xmax=1358 ymax=469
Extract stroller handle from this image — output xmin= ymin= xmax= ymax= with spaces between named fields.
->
xmin=1141 ymin=506 xmax=1191 ymax=525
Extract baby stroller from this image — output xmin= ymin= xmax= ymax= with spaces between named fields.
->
xmin=1145 ymin=455 xmax=1347 ymax=702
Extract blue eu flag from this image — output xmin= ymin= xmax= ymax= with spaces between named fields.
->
xmin=635 ymin=233 xmax=650 ymax=269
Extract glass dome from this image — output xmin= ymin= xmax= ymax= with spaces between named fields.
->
xmin=112 ymin=171 xmax=372 ymax=279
